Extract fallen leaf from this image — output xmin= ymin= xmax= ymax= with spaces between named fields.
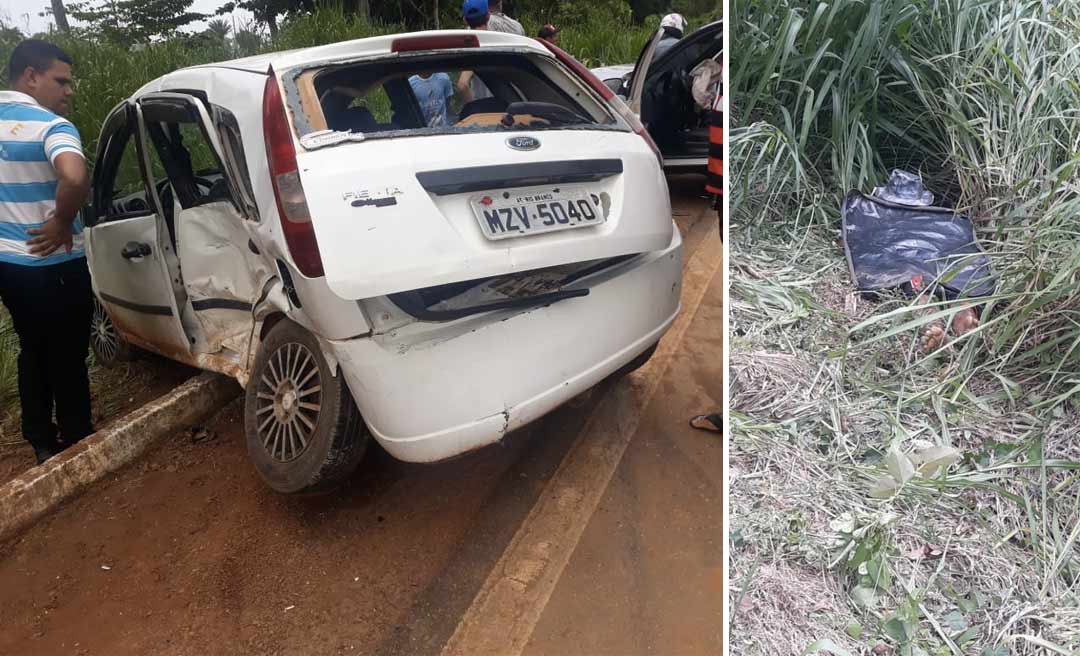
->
xmin=885 ymin=447 xmax=916 ymax=486
xmin=869 ymin=474 xmax=899 ymax=499
xmin=913 ymin=446 xmax=961 ymax=477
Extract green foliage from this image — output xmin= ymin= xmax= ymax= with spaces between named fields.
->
xmin=67 ymin=0 xmax=206 ymax=45
xmin=270 ymin=5 xmax=396 ymax=50
xmin=554 ymin=0 xmax=633 ymax=28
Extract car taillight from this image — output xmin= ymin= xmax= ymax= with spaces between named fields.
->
xmin=391 ymin=34 xmax=479 ymax=52
xmin=539 ymin=40 xmax=663 ymax=165
xmin=263 ymin=68 xmax=324 ymax=278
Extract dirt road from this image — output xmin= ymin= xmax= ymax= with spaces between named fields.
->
xmin=0 ymin=181 xmax=722 ymax=656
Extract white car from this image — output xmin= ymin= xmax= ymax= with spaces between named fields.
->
xmin=85 ymin=30 xmax=682 ymax=494
xmin=591 ymin=21 xmax=722 ymax=170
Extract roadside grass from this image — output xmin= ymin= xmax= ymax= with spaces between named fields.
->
xmin=730 ymin=0 xmax=1080 ymax=654
xmin=730 ymin=225 xmax=1080 ymax=655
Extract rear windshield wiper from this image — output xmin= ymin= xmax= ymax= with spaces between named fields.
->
xmin=299 ymin=129 xmax=366 ymax=150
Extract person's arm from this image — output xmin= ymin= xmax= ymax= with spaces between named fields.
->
xmin=52 ymin=152 xmax=90 ymax=225
xmin=457 ymin=71 xmax=475 ymax=104
xmin=27 ymin=122 xmax=89 ymax=256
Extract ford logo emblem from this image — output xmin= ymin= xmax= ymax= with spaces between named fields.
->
xmin=507 ymin=136 xmax=541 ymax=151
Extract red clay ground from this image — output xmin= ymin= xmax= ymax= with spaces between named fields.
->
xmin=0 ymin=357 xmax=196 ymax=488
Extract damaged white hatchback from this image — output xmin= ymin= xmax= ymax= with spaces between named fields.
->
xmin=85 ymin=30 xmax=682 ymax=494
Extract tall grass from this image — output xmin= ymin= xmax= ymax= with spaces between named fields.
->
xmin=731 ymin=0 xmax=1080 ymax=410
xmin=731 ymin=1 xmax=1080 ymax=653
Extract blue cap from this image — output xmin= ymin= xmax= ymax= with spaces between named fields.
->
xmin=463 ymin=0 xmax=488 ymax=21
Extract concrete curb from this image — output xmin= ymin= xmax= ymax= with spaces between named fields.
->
xmin=0 ymin=372 xmax=241 ymax=543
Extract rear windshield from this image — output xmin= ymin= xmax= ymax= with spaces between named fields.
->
xmin=288 ymin=51 xmax=620 ymax=142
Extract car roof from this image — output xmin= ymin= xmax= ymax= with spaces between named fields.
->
xmin=131 ymin=30 xmax=554 ymax=100
xmin=163 ymin=29 xmax=550 ymax=76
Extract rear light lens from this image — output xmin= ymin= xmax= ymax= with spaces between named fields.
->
xmin=392 ymin=34 xmax=479 ymax=52
xmin=263 ymin=69 xmax=324 ymax=278
xmin=539 ymin=40 xmax=663 ymax=165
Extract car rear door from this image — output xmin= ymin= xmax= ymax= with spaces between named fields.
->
xmin=84 ymin=101 xmax=193 ymax=356
xmin=627 ymin=21 xmax=723 ymax=167
xmin=626 ymin=29 xmax=663 ymax=116
xmin=137 ymin=92 xmax=272 ymax=354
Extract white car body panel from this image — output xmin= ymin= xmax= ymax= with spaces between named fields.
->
xmin=296 ymin=131 xmax=672 ymax=299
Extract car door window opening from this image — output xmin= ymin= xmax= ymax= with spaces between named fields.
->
xmin=91 ymin=106 xmax=157 ymax=225
xmin=137 ymin=97 xmax=244 ymax=250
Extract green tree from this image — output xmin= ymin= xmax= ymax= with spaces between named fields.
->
xmin=216 ymin=0 xmax=314 ymax=38
xmin=233 ymin=22 xmax=263 ymax=55
xmin=0 ymin=22 xmax=26 ymax=85
xmin=68 ymin=0 xmax=205 ymax=44
xmin=204 ymin=17 xmax=232 ymax=41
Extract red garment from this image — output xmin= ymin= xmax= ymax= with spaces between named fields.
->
xmin=705 ymin=90 xmax=722 ymax=196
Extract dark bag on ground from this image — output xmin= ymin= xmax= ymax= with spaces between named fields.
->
xmin=841 ymin=173 xmax=995 ymax=300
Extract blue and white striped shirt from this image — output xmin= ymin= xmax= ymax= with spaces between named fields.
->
xmin=0 ymin=90 xmax=85 ymax=266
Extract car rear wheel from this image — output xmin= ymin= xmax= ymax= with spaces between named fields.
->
xmin=90 ymin=296 xmax=135 ymax=368
xmin=244 ymin=319 xmax=369 ymax=494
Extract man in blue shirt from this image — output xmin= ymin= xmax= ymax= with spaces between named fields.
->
xmin=0 ymin=40 xmax=93 ymax=464
xmin=409 ymin=72 xmax=454 ymax=127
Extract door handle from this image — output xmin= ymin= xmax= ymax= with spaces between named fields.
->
xmin=121 ymin=241 xmax=152 ymax=259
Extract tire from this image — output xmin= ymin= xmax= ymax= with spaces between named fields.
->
xmin=611 ymin=342 xmax=659 ymax=380
xmin=244 ymin=319 xmax=369 ymax=494
xmin=90 ymin=296 xmax=135 ymax=368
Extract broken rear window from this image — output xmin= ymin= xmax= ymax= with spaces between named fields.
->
xmin=287 ymin=51 xmax=621 ymax=144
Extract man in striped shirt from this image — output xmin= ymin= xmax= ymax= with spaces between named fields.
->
xmin=0 ymin=40 xmax=93 ymax=464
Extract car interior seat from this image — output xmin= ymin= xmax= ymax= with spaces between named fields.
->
xmin=459 ymin=96 xmax=510 ymax=121
xmin=341 ymin=106 xmax=379 ymax=132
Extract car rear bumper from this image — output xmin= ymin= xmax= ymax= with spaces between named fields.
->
xmin=326 ymin=225 xmax=683 ymax=463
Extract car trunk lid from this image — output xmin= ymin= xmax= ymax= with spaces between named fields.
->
xmin=294 ymin=130 xmax=671 ymax=300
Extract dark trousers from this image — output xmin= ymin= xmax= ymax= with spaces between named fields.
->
xmin=0 ymin=257 xmax=94 ymax=448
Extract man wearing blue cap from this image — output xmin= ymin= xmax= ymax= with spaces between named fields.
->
xmin=458 ymin=0 xmax=493 ymax=103
xmin=462 ymin=0 xmax=489 ymax=29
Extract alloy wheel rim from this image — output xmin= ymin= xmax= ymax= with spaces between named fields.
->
xmin=91 ymin=300 xmax=121 ymax=363
xmin=255 ymin=342 xmax=322 ymax=463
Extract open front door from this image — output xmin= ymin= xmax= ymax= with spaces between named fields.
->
xmin=84 ymin=102 xmax=193 ymax=356
xmin=137 ymin=93 xmax=272 ymax=356
xmin=628 ymin=21 xmax=723 ymax=168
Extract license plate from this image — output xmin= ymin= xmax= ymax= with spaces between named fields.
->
xmin=470 ymin=186 xmax=605 ymax=241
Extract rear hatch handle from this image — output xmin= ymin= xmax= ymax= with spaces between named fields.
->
xmin=415 ymin=159 xmax=623 ymax=196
